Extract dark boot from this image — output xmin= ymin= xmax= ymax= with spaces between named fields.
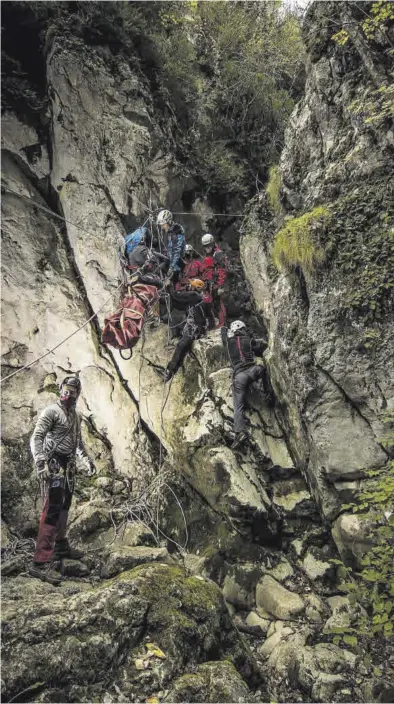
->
xmin=54 ymin=538 xmax=84 ymax=560
xmin=231 ymin=431 xmax=248 ymax=449
xmin=29 ymin=562 xmax=63 ymax=586
xmin=163 ymin=367 xmax=174 ymax=383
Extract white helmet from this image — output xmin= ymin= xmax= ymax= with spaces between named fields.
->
xmin=157 ymin=209 xmax=173 ymax=226
xmin=202 ymin=233 xmax=214 ymax=246
xmin=185 ymin=244 xmax=193 ymax=254
xmin=230 ymin=320 xmax=246 ymax=334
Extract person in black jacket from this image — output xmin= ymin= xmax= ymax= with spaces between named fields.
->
xmin=221 ymin=320 xmax=268 ymax=448
xmin=163 ymin=279 xmax=207 ymax=382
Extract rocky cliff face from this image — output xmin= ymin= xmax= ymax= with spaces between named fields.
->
xmin=1 ymin=2 xmax=393 ymax=703
xmin=242 ymin=1 xmax=394 ymax=560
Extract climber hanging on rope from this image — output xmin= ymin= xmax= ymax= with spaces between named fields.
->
xmin=29 ymin=376 xmax=96 ymax=585
xmin=162 ymin=279 xmax=207 ymax=382
xmin=221 ymin=321 xmax=268 ymax=449
xmin=200 ymin=233 xmax=228 ymax=329
xmin=156 ymin=209 xmax=186 ymax=285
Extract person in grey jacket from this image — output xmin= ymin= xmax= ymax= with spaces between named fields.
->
xmin=29 ymin=375 xmax=94 ymax=585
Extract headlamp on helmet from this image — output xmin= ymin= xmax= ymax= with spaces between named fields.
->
xmin=60 ymin=375 xmax=81 ymax=406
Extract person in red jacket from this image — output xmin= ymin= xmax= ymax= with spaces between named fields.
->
xmin=175 ymin=244 xmax=203 ymax=291
xmin=200 ymin=233 xmax=228 ymax=328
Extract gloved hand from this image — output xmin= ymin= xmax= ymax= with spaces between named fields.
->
xmin=36 ymin=461 xmax=51 ymax=481
xmin=217 ymin=287 xmax=225 ymax=296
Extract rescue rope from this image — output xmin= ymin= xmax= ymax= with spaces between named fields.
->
xmin=127 ymin=193 xmax=244 ymax=219
xmin=1 ymin=186 xmax=153 ymax=383
xmin=2 ymin=185 xmax=123 ymax=238
xmin=0 ymin=283 xmax=124 ymax=384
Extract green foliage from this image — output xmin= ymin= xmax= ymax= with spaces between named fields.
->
xmin=272 ymin=206 xmax=331 ymax=274
xmin=331 ymin=2 xmax=394 ymax=127
xmin=188 ymin=2 xmax=305 ymax=197
xmin=332 ymin=29 xmax=350 ymax=46
xmin=195 ymin=143 xmax=248 ymax=198
xmin=325 ymin=179 xmax=394 ymax=322
xmin=9 ymin=0 xmax=305 ymax=201
xmin=349 ymin=77 xmax=394 ymax=127
xmin=361 ymin=1 xmax=394 ymax=40
xmin=266 ymin=165 xmax=282 ymax=215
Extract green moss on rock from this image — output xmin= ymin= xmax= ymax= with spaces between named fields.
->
xmin=165 ymin=660 xmax=253 ymax=703
xmin=266 ymin=165 xmax=282 ymax=215
xmin=272 ymin=206 xmax=331 ymax=274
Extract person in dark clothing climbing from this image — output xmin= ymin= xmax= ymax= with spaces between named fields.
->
xmin=29 ymin=376 xmax=95 ymax=585
xmin=200 ymin=233 xmax=228 ymax=328
xmin=163 ymin=279 xmax=207 ymax=382
xmin=221 ymin=321 xmax=268 ymax=448
xmin=156 ymin=209 xmax=186 ymax=283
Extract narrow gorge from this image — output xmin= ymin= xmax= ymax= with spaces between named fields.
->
xmin=1 ymin=2 xmax=393 ymax=703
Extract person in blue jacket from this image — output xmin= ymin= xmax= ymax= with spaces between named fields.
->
xmin=156 ymin=209 xmax=185 ymax=283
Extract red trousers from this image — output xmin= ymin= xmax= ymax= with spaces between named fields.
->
xmin=203 ymin=291 xmax=226 ymax=328
xmin=34 ymin=458 xmax=74 ymax=563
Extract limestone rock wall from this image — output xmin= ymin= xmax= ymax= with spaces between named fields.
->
xmin=241 ymin=2 xmax=394 ymax=560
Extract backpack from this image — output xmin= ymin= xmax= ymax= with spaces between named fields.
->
xmin=124 ymin=227 xmax=148 ymax=257
xmin=101 ymin=284 xmax=160 ymax=359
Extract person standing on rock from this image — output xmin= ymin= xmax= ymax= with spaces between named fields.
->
xmin=221 ymin=321 xmax=268 ymax=448
xmin=156 ymin=209 xmax=186 ymax=284
xmin=29 ymin=376 xmax=95 ymax=585
xmin=200 ymin=233 xmax=228 ymax=328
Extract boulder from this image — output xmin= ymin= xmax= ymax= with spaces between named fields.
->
xmin=266 ymin=630 xmax=311 ymax=676
xmin=100 ymin=546 xmax=172 ymax=578
xmin=301 ymin=551 xmax=333 ymax=582
xmin=2 ymin=564 xmax=258 ymax=702
xmin=259 ymin=625 xmax=295 ymax=658
xmin=304 ymin=593 xmax=326 ymax=623
xmin=165 ymin=660 xmax=253 ymax=703
xmin=256 ymin=575 xmax=304 ymax=620
xmin=312 ymin=673 xmax=349 ymax=701
xmin=1 ymin=520 xmax=11 ymax=549
xmin=332 ymin=513 xmax=373 ymax=566
xmin=222 ymin=563 xmax=265 ymax=609
xmin=297 ymin=643 xmax=356 ymax=699
xmin=245 ymin=611 xmax=271 ymax=635
xmin=266 ymin=557 xmax=294 ymax=583
xmin=266 ymin=620 xmax=288 ymax=638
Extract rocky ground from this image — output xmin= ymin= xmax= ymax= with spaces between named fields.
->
xmin=1 ymin=328 xmax=388 ymax=703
